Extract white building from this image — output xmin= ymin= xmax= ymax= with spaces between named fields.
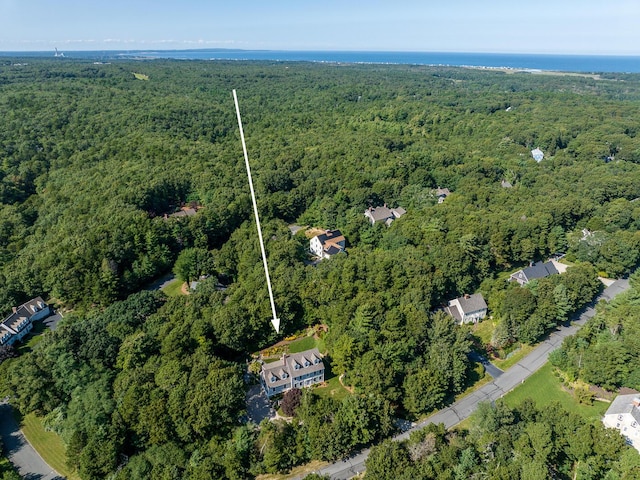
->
xmin=531 ymin=148 xmax=544 ymax=162
xmin=310 ymin=230 xmax=346 ymax=259
xmin=445 ymin=293 xmax=488 ymax=325
xmin=603 ymin=394 xmax=640 ymax=452
xmin=1 ymin=297 xmax=51 ymax=346
xmin=260 ymin=348 xmax=325 ymax=397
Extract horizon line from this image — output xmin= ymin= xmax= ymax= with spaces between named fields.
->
xmin=1 ymin=48 xmax=640 ymax=57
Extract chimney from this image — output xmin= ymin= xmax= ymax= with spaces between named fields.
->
xmin=633 ymin=397 xmax=640 ymax=408
xmin=12 ymin=307 xmax=17 ymax=313
xmin=464 ymin=294 xmax=470 ymax=299
xmin=384 ymin=203 xmax=387 ymax=208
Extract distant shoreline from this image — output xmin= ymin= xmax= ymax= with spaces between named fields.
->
xmin=1 ymin=49 xmax=639 ymax=73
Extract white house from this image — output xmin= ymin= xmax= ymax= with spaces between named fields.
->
xmin=364 ymin=204 xmax=406 ymax=226
xmin=260 ymin=348 xmax=325 ymax=397
xmin=310 ymin=230 xmax=346 ymax=259
xmin=0 ymin=297 xmax=51 ymax=346
xmin=603 ymin=394 xmax=640 ymax=452
xmin=445 ymin=293 xmax=488 ymax=325
xmin=531 ymin=148 xmax=544 ymax=162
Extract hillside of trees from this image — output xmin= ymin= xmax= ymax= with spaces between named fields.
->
xmin=551 ymin=273 xmax=640 ymax=392
xmin=365 ymin=401 xmax=640 ymax=480
xmin=2 ymin=59 xmax=640 ymax=478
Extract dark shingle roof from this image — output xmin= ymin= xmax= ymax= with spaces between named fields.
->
xmin=522 ymin=261 xmax=558 ymax=281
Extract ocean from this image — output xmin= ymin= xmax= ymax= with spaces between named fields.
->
xmin=1 ymin=49 xmax=639 ymax=73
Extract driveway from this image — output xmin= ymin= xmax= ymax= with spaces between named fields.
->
xmin=468 ymin=351 xmax=503 ymax=379
xmin=0 ymin=400 xmax=64 ymax=480
xmin=43 ymin=311 xmax=63 ymax=331
xmin=245 ymin=384 xmax=275 ymax=424
xmin=144 ymin=273 xmax=176 ymax=291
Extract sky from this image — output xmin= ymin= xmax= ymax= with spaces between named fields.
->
xmin=1 ymin=0 xmax=639 ymax=55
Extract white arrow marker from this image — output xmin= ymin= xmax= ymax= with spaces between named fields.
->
xmin=233 ymin=89 xmax=281 ymax=334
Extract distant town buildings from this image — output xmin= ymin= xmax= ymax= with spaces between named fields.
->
xmin=445 ymin=293 xmax=488 ymax=325
xmin=603 ymin=394 xmax=640 ymax=452
xmin=0 ymin=297 xmax=51 ymax=346
xmin=364 ymin=204 xmax=406 ymax=226
xmin=310 ymin=229 xmax=346 ymax=259
xmin=260 ymin=348 xmax=325 ymax=397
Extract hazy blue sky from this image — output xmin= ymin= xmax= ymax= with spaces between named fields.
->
xmin=1 ymin=0 xmax=638 ymax=54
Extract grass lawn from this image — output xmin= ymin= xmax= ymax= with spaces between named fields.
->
xmin=132 ymin=72 xmax=149 ymax=80
xmin=470 ymin=319 xmax=495 ymax=346
xmin=161 ymin=278 xmax=186 ymax=297
xmin=502 ymin=363 xmax=609 ymax=423
xmin=17 ymin=321 xmax=49 ymax=354
xmin=18 ymin=412 xmax=81 ymax=480
xmin=312 ymin=369 xmax=351 ymax=402
xmin=492 ymin=343 xmax=534 ymax=370
xmin=288 ymin=335 xmax=325 ymax=354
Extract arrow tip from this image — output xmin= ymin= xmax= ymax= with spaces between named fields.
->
xmin=271 ymin=318 xmax=281 ymax=334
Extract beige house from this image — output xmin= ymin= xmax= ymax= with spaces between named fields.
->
xmin=364 ymin=204 xmax=406 ymax=226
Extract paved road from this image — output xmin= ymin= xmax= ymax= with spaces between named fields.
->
xmin=310 ymin=278 xmax=630 ymax=480
xmin=1 ymin=308 xmax=68 ymax=479
xmin=0 ymin=400 xmax=64 ymax=480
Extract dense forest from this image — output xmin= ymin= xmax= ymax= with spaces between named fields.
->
xmin=551 ymin=273 xmax=640 ymax=392
xmin=2 ymin=59 xmax=640 ymax=478
xmin=365 ymin=400 xmax=640 ymax=479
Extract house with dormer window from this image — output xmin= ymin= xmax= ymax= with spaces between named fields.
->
xmin=0 ymin=297 xmax=51 ymax=346
xmin=603 ymin=394 xmax=640 ymax=452
xmin=260 ymin=348 xmax=325 ymax=397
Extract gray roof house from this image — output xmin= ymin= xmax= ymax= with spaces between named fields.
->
xmin=445 ymin=293 xmax=488 ymax=325
xmin=509 ymin=261 xmax=559 ymax=286
xmin=261 ymin=348 xmax=325 ymax=397
xmin=364 ymin=205 xmax=406 ymax=226
xmin=435 ymin=187 xmax=451 ymax=203
xmin=1 ymin=297 xmax=51 ymax=346
xmin=603 ymin=394 xmax=640 ymax=452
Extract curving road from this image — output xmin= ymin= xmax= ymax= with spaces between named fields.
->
xmin=307 ymin=278 xmax=630 ymax=480
xmin=0 ymin=400 xmax=64 ymax=480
